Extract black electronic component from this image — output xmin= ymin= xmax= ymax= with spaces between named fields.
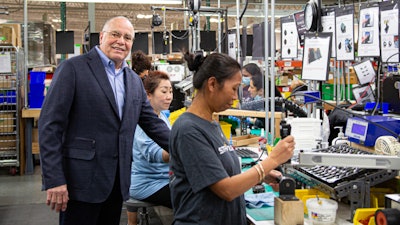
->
xmin=252 ymin=184 xmax=266 ymax=194
xmin=280 ymin=120 xmax=291 ymax=139
xmin=382 ymin=75 xmax=400 ymax=114
xmin=235 ymin=147 xmax=259 ymax=158
xmin=277 ymin=176 xmax=298 ymax=201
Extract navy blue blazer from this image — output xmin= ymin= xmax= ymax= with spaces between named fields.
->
xmin=38 ymin=48 xmax=170 ymax=203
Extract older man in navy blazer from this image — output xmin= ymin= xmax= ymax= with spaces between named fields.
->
xmin=38 ymin=16 xmax=170 ymax=225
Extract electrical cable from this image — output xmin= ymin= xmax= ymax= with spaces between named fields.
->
xmin=239 ymin=0 xmax=249 ymax=22
xmin=371 ymin=52 xmax=400 ymax=115
xmin=170 ymin=30 xmax=189 ymax=40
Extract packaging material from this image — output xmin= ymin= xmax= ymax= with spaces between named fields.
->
xmin=0 ymin=113 xmax=15 ymax=133
xmin=306 ymin=198 xmax=338 ymax=225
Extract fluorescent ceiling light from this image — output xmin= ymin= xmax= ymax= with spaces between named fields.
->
xmin=31 ymin=0 xmax=182 ymax=4
xmin=210 ymin=18 xmax=224 ymax=23
xmin=137 ymin=14 xmax=153 ymax=19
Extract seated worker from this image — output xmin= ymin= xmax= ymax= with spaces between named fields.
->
xmin=131 ymin=50 xmax=152 ymax=80
xmin=241 ymin=63 xmax=262 ymax=103
xmin=241 ymin=72 xmax=282 ymax=129
xmin=127 ymin=70 xmax=173 ymax=225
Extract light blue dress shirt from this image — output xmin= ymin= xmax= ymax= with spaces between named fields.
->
xmin=95 ymin=46 xmax=127 ymax=119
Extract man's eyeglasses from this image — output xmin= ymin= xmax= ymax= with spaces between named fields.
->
xmin=103 ymin=31 xmax=134 ymax=42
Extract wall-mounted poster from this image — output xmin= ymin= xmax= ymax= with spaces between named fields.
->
xmin=335 ymin=5 xmax=355 ymax=61
xmin=280 ymin=15 xmax=299 ymax=59
xmin=353 ymin=60 xmax=376 ymax=85
xmin=380 ymin=0 xmax=400 ymax=63
xmin=321 ymin=7 xmax=337 ymax=58
xmin=301 ymin=32 xmax=332 ymax=81
xmin=358 ymin=3 xmax=380 ymax=57
xmin=294 ymin=11 xmax=307 ymax=47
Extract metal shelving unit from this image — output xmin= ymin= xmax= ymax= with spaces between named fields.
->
xmin=0 ymin=45 xmax=23 ymax=175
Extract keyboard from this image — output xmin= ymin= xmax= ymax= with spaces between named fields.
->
xmin=235 ymin=147 xmax=259 ymax=158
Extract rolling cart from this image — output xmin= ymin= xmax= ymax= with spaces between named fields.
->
xmin=0 ymin=45 xmax=23 ymax=175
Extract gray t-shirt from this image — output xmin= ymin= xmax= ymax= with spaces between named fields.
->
xmin=169 ymin=113 xmax=246 ymax=225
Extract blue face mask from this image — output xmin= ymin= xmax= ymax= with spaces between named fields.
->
xmin=254 ymin=95 xmax=262 ymax=101
xmin=242 ymin=77 xmax=251 ymax=86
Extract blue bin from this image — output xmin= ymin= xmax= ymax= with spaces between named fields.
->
xmin=6 ymin=90 xmax=16 ymax=103
xmin=30 ymin=71 xmax=46 ymax=84
xmin=30 ymin=83 xmax=45 ymax=96
xmin=29 ymin=93 xmax=45 ymax=108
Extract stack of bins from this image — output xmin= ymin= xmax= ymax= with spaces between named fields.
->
xmin=29 ymin=71 xmax=46 ymax=108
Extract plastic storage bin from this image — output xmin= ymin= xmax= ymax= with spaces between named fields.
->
xmin=353 ymin=208 xmax=381 ymax=225
xmin=30 ymin=71 xmax=46 ymax=84
xmin=29 ymin=93 xmax=44 ymax=108
xmin=219 ymin=121 xmax=232 ymax=140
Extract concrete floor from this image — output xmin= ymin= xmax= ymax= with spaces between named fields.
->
xmin=0 ymin=165 xmax=170 ymax=225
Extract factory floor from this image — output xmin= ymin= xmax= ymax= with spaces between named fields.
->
xmin=0 ymin=164 xmax=170 ymax=225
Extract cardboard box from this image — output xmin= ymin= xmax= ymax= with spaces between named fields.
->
xmin=0 ymin=24 xmax=21 ymax=47
xmin=0 ymin=78 xmax=16 ymax=89
xmin=32 ymin=142 xmax=40 ymax=154
xmin=0 ymin=135 xmax=16 ymax=149
xmin=232 ymin=135 xmax=259 ymax=146
xmin=32 ymin=127 xmax=39 ymax=142
xmin=0 ymin=113 xmax=15 ymax=133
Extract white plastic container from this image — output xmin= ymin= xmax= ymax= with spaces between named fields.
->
xmin=306 ymin=198 xmax=338 ymax=225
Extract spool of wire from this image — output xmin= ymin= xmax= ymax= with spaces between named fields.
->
xmin=375 ymin=208 xmax=400 ymax=225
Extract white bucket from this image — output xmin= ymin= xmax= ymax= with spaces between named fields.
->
xmin=306 ymin=198 xmax=338 ymax=225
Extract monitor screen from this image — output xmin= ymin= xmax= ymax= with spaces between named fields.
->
xmin=56 ymin=31 xmax=74 ymax=54
xmin=89 ymin=33 xmax=99 ymax=50
xmin=171 ymin=30 xmax=189 ymax=52
xmin=252 ymin=22 xmax=271 ymax=59
xmin=153 ymin=31 xmax=170 ymax=54
xmin=244 ymin=34 xmax=253 ymax=56
xmin=200 ymin=31 xmax=216 ymax=51
xmin=132 ymin=32 xmax=149 ymax=54
xmin=351 ymin=123 xmax=366 ymax=135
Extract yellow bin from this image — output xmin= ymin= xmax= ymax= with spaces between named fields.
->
xmin=219 ymin=121 xmax=232 ymax=140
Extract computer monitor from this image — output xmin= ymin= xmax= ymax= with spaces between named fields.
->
xmin=153 ymin=31 xmax=170 ymax=54
xmin=171 ymin=30 xmax=189 ymax=52
xmin=200 ymin=30 xmax=216 ymax=52
xmin=56 ymin=31 xmax=74 ymax=54
xmin=132 ymin=32 xmax=149 ymax=54
xmin=241 ymin=34 xmax=253 ymax=56
xmin=89 ymin=33 xmax=99 ymax=50
xmin=252 ymin=22 xmax=271 ymax=59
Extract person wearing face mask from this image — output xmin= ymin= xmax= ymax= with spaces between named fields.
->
xmin=241 ymin=72 xmax=282 ymax=129
xmin=38 ymin=16 xmax=170 ymax=225
xmin=240 ymin=63 xmax=262 ymax=104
